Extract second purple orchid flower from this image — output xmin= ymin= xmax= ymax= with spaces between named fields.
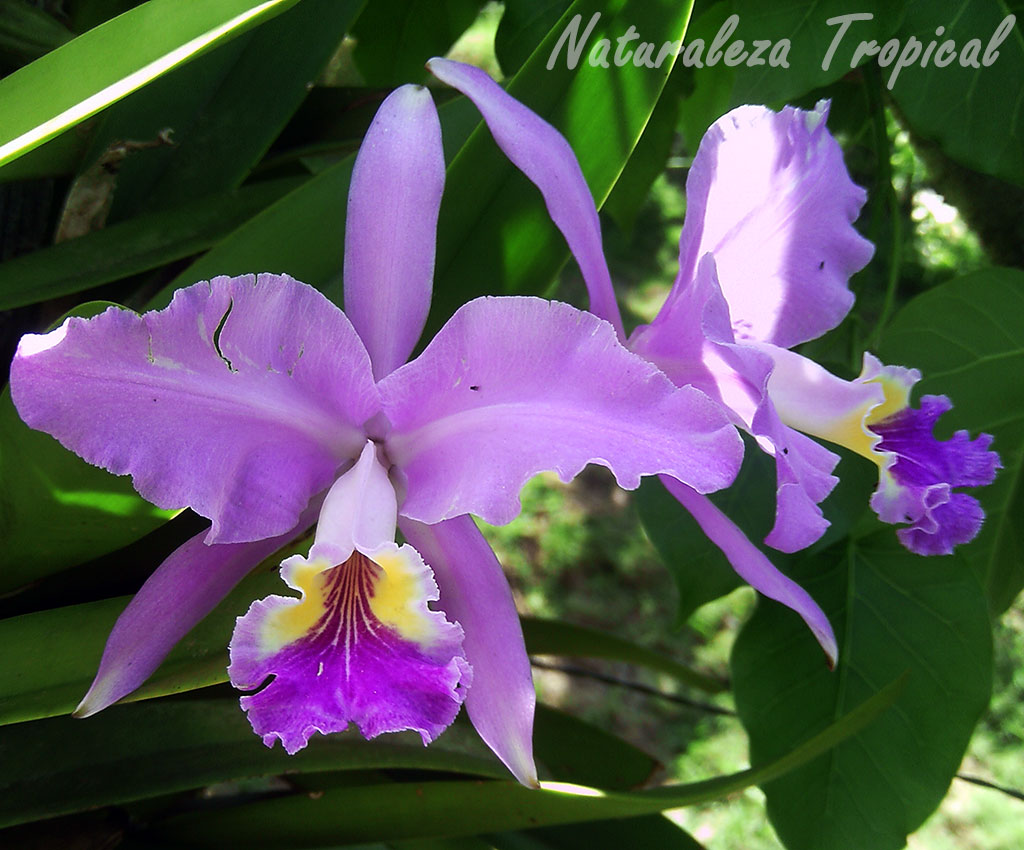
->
xmin=427 ymin=57 xmax=1000 ymax=661
xmin=10 ymin=85 xmax=744 ymax=786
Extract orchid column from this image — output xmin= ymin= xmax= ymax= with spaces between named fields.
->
xmin=10 ymin=85 xmax=746 ymax=785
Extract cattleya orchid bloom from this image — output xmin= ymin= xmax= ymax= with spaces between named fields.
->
xmin=428 ymin=58 xmax=1000 ymax=654
xmin=10 ymin=85 xmax=744 ymax=785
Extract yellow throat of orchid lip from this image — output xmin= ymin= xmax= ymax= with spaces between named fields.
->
xmin=830 ymin=372 xmax=913 ymax=465
xmin=259 ymin=546 xmax=441 ymax=657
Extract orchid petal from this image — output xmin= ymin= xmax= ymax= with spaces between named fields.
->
xmin=229 ymin=540 xmax=468 ymax=753
xmin=401 ymin=514 xmax=538 ymax=787
xmin=635 ymin=256 xmax=839 ymax=552
xmin=11 ymin=274 xmax=379 ymax=544
xmin=427 ymin=57 xmax=625 ymax=340
xmin=381 ymin=296 xmax=742 ymax=526
xmin=344 ymin=85 xmax=444 ymax=379
xmin=660 ymin=475 xmax=837 ymax=666
xmin=75 ymin=503 xmax=319 ymax=717
xmin=666 ymin=102 xmax=874 ymax=347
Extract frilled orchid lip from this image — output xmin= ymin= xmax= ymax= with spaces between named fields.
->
xmin=229 ymin=541 xmax=470 ymax=753
xmin=761 ymin=347 xmax=1001 ymax=556
xmin=868 ymin=395 xmax=1001 ymax=556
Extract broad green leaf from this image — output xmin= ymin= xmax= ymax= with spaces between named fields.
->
xmin=878 ymin=268 xmax=1024 ymax=613
xmin=0 ymin=0 xmax=301 ymax=168
xmin=0 ymin=302 xmax=174 ymax=592
xmin=352 ymin=0 xmax=482 ymax=86
xmin=732 ymin=533 xmax=992 ymax=850
xmin=522 ymin=616 xmax=726 ymax=693
xmin=0 ymin=698 xmax=506 ymax=829
xmin=83 ymin=0 xmax=361 ymax=221
xmin=0 ymin=178 xmax=300 ymax=310
xmin=151 ymin=677 xmax=902 ymax=846
xmin=489 ymin=815 xmax=706 ymax=850
xmin=890 ymin=0 xmax=1024 ymax=187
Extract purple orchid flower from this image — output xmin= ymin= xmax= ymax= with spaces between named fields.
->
xmin=427 ymin=57 xmax=1000 ymax=654
xmin=10 ymin=85 xmax=743 ymax=785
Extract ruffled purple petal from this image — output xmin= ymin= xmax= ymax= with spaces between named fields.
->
xmin=76 ymin=501 xmax=320 ymax=717
xmin=344 ymin=85 xmax=444 ymax=379
xmin=11 ymin=274 xmax=379 ymax=544
xmin=664 ymin=102 xmax=874 ymax=348
xmin=380 ymin=296 xmax=743 ymax=526
xmin=661 ymin=476 xmax=837 ymax=666
xmin=427 ymin=58 xmax=625 ymax=340
xmin=401 ymin=515 xmax=538 ymax=787
xmin=869 ymin=395 xmax=1000 ymax=556
xmin=229 ymin=541 xmax=468 ymax=752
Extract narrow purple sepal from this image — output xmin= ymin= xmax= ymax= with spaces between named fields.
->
xmin=661 ymin=476 xmax=838 ymax=666
xmin=401 ymin=515 xmax=539 ymax=787
xmin=381 ymin=296 xmax=742 ymax=526
xmin=75 ymin=502 xmax=319 ymax=717
xmin=344 ymin=85 xmax=444 ymax=380
xmin=427 ymin=57 xmax=626 ymax=340
xmin=11 ymin=274 xmax=380 ymax=544
xmin=869 ymin=395 xmax=1000 ymax=555
xmin=665 ymin=102 xmax=874 ymax=347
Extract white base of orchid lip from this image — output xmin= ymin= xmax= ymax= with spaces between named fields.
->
xmin=228 ymin=542 xmax=469 ymax=754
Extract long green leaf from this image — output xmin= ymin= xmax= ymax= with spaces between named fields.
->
xmin=0 ymin=0 xmax=301 ymax=168
xmin=0 ymin=178 xmax=301 ymax=310
xmin=522 ymin=617 xmax=726 ymax=693
xmin=151 ymin=677 xmax=903 ymax=846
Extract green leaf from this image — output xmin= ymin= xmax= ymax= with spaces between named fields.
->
xmin=83 ymin=0 xmax=361 ymax=220
xmin=0 ymin=178 xmax=301 ymax=310
xmin=150 ymin=677 xmax=903 ymax=846
xmin=682 ymin=1 xmax=899 ymax=114
xmin=0 ymin=559 xmax=294 ymax=726
xmin=494 ymin=0 xmax=571 ymax=75
xmin=889 ymin=0 xmax=1024 ymax=187
xmin=878 ymin=267 xmax=1024 ymax=613
xmin=352 ymin=0 xmax=482 ymax=86
xmin=0 ymin=0 xmax=74 ymax=64
xmin=532 ymin=705 xmax=659 ymax=789
xmin=522 ymin=617 xmax=726 ymax=693
xmin=0 ymin=303 xmax=174 ymax=592
xmin=0 ymin=0 xmax=301 ymax=168
xmin=732 ymin=533 xmax=992 ymax=850
xmin=0 ymin=698 xmax=506 ymax=829
xmin=490 ymin=815 xmax=706 ymax=850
